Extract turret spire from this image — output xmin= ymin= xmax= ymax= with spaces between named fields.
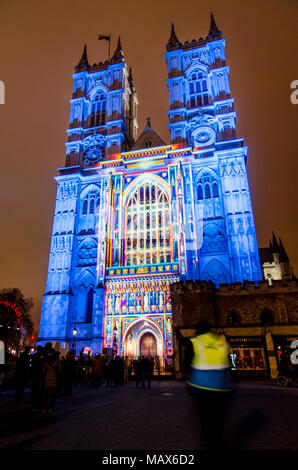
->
xmin=208 ymin=12 xmax=221 ymax=36
xmin=279 ymin=237 xmax=290 ymax=262
xmin=76 ymin=43 xmax=89 ymax=71
xmin=167 ymin=23 xmax=180 ymax=49
xmin=271 ymin=231 xmax=280 ymax=253
xmin=113 ymin=36 xmax=124 ymax=58
xmin=128 ymin=66 xmax=134 ymax=86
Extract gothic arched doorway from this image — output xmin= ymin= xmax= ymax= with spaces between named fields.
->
xmin=140 ymin=332 xmax=157 ymax=358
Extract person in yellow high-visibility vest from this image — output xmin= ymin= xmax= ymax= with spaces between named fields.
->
xmin=186 ymin=321 xmax=233 ymax=450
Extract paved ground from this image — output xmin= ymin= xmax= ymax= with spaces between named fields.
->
xmin=0 ymin=379 xmax=297 ymax=451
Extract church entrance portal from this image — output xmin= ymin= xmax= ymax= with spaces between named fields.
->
xmin=140 ymin=333 xmax=157 ymax=358
xmin=123 ymin=318 xmax=163 ymax=360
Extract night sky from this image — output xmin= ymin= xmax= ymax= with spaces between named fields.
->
xmin=0 ymin=0 xmax=297 ymax=329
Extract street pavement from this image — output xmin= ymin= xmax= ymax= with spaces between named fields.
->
xmin=0 ymin=379 xmax=297 ymax=451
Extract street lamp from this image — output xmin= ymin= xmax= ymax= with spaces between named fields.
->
xmin=113 ymin=325 xmax=117 ymax=356
xmin=72 ymin=326 xmax=78 ymax=355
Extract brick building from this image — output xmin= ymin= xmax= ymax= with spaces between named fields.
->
xmin=170 ymin=279 xmax=298 ymax=378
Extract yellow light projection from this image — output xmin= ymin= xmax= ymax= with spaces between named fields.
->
xmin=125 ymin=181 xmax=172 ymax=266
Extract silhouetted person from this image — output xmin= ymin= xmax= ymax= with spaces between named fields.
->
xmin=186 ymin=321 xmax=233 ymax=451
xmin=43 ymin=342 xmax=56 ymax=364
xmin=15 ymin=346 xmax=31 ymax=401
xmin=92 ymin=354 xmax=104 ymax=387
xmin=31 ymin=346 xmax=44 ymax=411
xmin=140 ymin=356 xmax=153 ymax=388
xmin=43 ymin=351 xmax=61 ymax=414
xmin=124 ymin=357 xmax=132 ymax=383
xmin=112 ymin=356 xmax=124 ymax=386
xmin=134 ymin=359 xmax=142 ymax=388
xmin=104 ymin=359 xmax=113 ymax=387
xmin=62 ymin=352 xmax=75 ymax=396
xmin=155 ymin=356 xmax=161 ymax=377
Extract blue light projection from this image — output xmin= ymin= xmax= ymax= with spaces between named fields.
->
xmin=38 ymin=18 xmax=262 ymax=359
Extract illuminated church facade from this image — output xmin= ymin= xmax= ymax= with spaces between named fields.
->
xmin=38 ymin=15 xmax=263 ymax=360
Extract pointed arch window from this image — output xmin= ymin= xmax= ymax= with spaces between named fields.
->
xmin=83 ymin=199 xmax=88 ymax=215
xmin=205 ymin=183 xmax=211 ymax=199
xmin=189 ymin=71 xmax=209 ymax=108
xmin=86 ymin=287 xmax=94 ymax=323
xmin=89 ymin=199 xmax=95 ymax=214
xmin=212 ymin=182 xmax=219 ymax=198
xmin=197 ymin=172 xmax=220 ymax=200
xmin=81 ymin=188 xmax=100 ymax=215
xmin=197 ymin=184 xmax=203 ymax=200
xmin=90 ymin=92 xmax=106 ymax=127
xmin=125 ymin=181 xmax=172 ymax=265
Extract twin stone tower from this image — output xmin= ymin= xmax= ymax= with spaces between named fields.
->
xmin=38 ymin=16 xmax=262 ymax=361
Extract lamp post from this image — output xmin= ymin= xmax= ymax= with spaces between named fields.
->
xmin=113 ymin=325 xmax=117 ymax=357
xmin=72 ymin=326 xmax=78 ymax=355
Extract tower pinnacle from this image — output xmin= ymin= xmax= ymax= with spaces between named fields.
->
xmin=76 ymin=44 xmax=89 ymax=71
xmin=272 ymin=231 xmax=280 ymax=253
xmin=167 ymin=23 xmax=180 ymax=48
xmin=113 ymin=36 xmax=124 ymax=58
xmin=208 ymin=12 xmax=221 ymax=36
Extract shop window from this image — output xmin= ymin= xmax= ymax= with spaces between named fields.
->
xmin=231 ymin=347 xmax=265 ymax=371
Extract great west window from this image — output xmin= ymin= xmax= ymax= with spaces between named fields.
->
xmin=125 ymin=182 xmax=172 ymax=266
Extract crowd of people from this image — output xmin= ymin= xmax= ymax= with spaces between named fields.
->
xmin=0 ymin=343 xmax=159 ymax=415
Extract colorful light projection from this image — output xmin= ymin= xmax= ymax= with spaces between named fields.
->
xmin=125 ymin=180 xmax=172 ymax=266
xmin=104 ymin=276 xmax=177 ymax=358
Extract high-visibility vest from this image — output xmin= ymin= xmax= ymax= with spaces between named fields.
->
xmin=190 ymin=333 xmax=230 ymax=370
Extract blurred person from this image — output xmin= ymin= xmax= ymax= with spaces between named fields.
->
xmin=186 ymin=321 xmax=233 ymax=451
xmin=61 ymin=352 xmax=75 ymax=396
xmin=104 ymin=358 xmax=113 ymax=387
xmin=155 ymin=355 xmax=161 ymax=377
xmin=43 ymin=342 xmax=56 ymax=363
xmin=112 ymin=356 xmax=124 ymax=387
xmin=140 ymin=356 xmax=153 ymax=388
xmin=92 ymin=354 xmax=104 ymax=387
xmin=43 ymin=351 xmax=61 ymax=414
xmin=134 ymin=358 xmax=142 ymax=388
xmin=124 ymin=356 xmax=132 ymax=383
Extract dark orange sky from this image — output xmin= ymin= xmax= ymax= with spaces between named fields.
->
xmin=0 ymin=0 xmax=297 ymax=329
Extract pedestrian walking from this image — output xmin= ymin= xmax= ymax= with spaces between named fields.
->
xmin=43 ymin=351 xmax=61 ymax=414
xmin=186 ymin=321 xmax=233 ymax=451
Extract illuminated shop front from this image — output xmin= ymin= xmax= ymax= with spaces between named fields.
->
xmin=228 ymin=336 xmax=267 ymax=375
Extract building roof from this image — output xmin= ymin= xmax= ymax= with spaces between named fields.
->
xmin=131 ymin=119 xmax=166 ymax=150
